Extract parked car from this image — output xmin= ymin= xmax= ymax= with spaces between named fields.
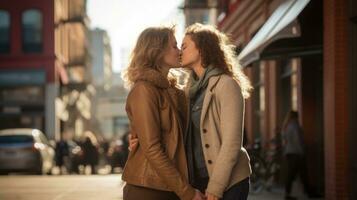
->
xmin=0 ymin=128 xmax=55 ymax=175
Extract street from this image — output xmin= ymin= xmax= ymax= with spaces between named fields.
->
xmin=0 ymin=174 xmax=321 ymax=200
xmin=0 ymin=175 xmax=124 ymax=200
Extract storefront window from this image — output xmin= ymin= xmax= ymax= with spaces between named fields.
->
xmin=291 ymin=59 xmax=299 ymax=111
xmin=22 ymin=9 xmax=43 ymax=53
xmin=279 ymin=58 xmax=299 ymax=120
xmin=187 ymin=0 xmax=207 ymax=5
xmin=0 ymin=10 xmax=10 ymax=53
xmin=252 ymin=62 xmax=265 ymax=139
xmin=0 ymin=86 xmax=44 ymax=103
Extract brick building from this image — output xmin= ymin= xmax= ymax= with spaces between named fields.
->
xmin=0 ymin=0 xmax=93 ymax=140
xmin=215 ymin=0 xmax=357 ymax=199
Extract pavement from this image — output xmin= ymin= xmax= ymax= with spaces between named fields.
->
xmin=0 ymin=174 xmax=124 ymax=200
xmin=0 ymin=173 xmax=323 ymax=200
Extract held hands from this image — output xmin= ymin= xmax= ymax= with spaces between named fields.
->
xmin=191 ymin=190 xmax=219 ymax=200
xmin=128 ymin=134 xmax=139 ymax=151
xmin=192 ymin=189 xmax=206 ymax=200
xmin=206 ymin=192 xmax=219 ymax=200
xmin=128 ymin=134 xmax=220 ymax=200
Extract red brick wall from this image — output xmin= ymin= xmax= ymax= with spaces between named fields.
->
xmin=266 ymin=61 xmax=278 ymax=143
xmin=300 ymin=57 xmax=324 ymax=191
xmin=0 ymin=0 xmax=56 ymax=83
xmin=263 ymin=60 xmax=279 ymax=146
xmin=323 ymin=0 xmax=349 ymax=199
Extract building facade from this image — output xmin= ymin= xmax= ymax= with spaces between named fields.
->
xmin=183 ymin=0 xmax=219 ymax=26
xmin=0 ymin=0 xmax=93 ymax=140
xmin=214 ymin=0 xmax=356 ymax=199
xmin=95 ymin=79 xmax=128 ymax=141
xmin=89 ymin=29 xmax=128 ymax=140
xmin=90 ymin=28 xmax=112 ymax=91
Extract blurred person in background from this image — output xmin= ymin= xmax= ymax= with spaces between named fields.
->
xmin=81 ymin=134 xmax=99 ymax=175
xmin=282 ymin=111 xmax=311 ymax=200
xmin=55 ymin=137 xmax=69 ymax=175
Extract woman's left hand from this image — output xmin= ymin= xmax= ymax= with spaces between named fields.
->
xmin=128 ymin=134 xmax=139 ymax=151
xmin=206 ymin=192 xmax=219 ymax=200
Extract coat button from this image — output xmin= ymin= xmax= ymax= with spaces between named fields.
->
xmin=205 ymin=144 xmax=210 ymax=148
xmin=208 ymin=160 xmax=213 ymax=164
xmin=203 ymin=129 xmax=207 ymax=133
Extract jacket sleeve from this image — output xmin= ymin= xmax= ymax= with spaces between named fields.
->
xmin=206 ymin=78 xmax=245 ymax=198
xmin=127 ymin=83 xmax=195 ymax=200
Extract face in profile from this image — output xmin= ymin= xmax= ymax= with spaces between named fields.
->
xmin=162 ymin=34 xmax=180 ymax=68
xmin=180 ymin=35 xmax=200 ymax=69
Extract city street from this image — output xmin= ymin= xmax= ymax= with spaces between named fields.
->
xmin=0 ymin=0 xmax=355 ymax=199
xmin=0 ymin=175 xmax=124 ymax=200
xmin=0 ymin=174 xmax=320 ymax=200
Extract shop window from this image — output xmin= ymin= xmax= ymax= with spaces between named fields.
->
xmin=22 ymin=9 xmax=43 ymax=53
xmin=279 ymin=58 xmax=299 ymax=119
xmin=0 ymin=10 xmax=10 ymax=53
xmin=252 ymin=63 xmax=265 ymax=139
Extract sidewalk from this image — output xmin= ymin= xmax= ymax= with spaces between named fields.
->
xmin=248 ymin=182 xmax=324 ymax=200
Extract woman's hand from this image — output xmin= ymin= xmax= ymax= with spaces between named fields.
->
xmin=206 ymin=192 xmax=219 ymax=200
xmin=192 ymin=189 xmax=206 ymax=200
xmin=128 ymin=134 xmax=139 ymax=151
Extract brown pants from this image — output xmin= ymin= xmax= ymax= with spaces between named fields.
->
xmin=123 ymin=184 xmax=180 ymax=200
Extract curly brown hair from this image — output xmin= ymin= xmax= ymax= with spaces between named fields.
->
xmin=185 ymin=23 xmax=252 ymax=98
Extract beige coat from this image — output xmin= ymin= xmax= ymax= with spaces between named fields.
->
xmin=185 ymin=74 xmax=252 ymax=198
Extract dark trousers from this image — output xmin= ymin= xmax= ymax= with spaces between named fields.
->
xmin=222 ymin=177 xmax=250 ymax=200
xmin=123 ymin=184 xmax=179 ymax=200
xmin=285 ymin=154 xmax=310 ymax=196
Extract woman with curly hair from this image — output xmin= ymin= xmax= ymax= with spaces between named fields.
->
xmin=180 ymin=23 xmax=252 ymax=200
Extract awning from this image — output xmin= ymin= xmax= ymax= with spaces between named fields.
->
xmin=238 ymin=0 xmax=310 ymax=67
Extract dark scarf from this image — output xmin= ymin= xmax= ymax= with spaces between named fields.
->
xmin=189 ymin=65 xmax=224 ymax=98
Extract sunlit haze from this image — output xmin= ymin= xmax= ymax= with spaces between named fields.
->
xmin=88 ymin=0 xmax=185 ymax=72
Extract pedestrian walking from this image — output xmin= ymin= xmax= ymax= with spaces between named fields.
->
xmin=55 ymin=138 xmax=69 ymax=175
xmin=81 ymin=136 xmax=99 ymax=175
xmin=282 ymin=111 xmax=311 ymax=200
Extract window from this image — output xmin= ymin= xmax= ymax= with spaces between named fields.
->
xmin=188 ymin=0 xmax=207 ymax=6
xmin=22 ymin=9 xmax=43 ymax=53
xmin=0 ymin=10 xmax=10 ymax=53
xmin=279 ymin=59 xmax=299 ymax=121
xmin=252 ymin=63 xmax=265 ymax=139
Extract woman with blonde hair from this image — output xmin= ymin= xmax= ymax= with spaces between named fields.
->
xmin=180 ymin=23 xmax=252 ymax=200
xmin=121 ymin=26 xmax=204 ymax=200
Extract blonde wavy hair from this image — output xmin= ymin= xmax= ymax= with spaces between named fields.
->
xmin=185 ymin=23 xmax=252 ymax=99
xmin=122 ymin=26 xmax=175 ymax=88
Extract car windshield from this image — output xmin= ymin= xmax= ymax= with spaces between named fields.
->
xmin=0 ymin=135 xmax=34 ymax=144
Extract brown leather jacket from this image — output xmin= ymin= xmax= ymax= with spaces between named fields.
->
xmin=122 ymin=68 xmax=195 ymax=200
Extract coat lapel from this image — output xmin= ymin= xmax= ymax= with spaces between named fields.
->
xmin=200 ymin=75 xmax=221 ymax=128
xmin=183 ymin=75 xmax=221 ymax=138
